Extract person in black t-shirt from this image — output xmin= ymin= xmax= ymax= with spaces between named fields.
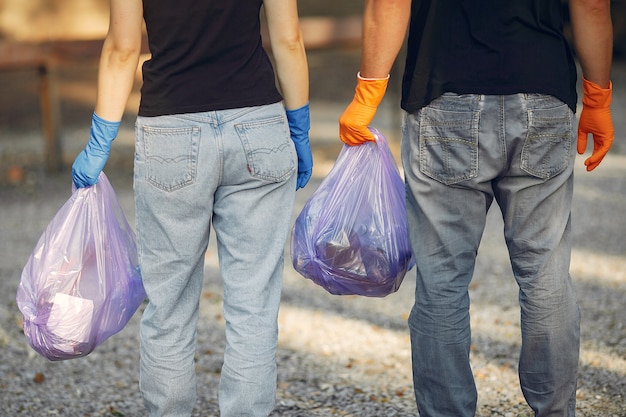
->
xmin=339 ymin=0 xmax=614 ymax=416
xmin=71 ymin=0 xmax=311 ymax=416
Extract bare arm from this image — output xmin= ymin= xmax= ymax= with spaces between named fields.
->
xmin=263 ymin=0 xmax=309 ymax=110
xmin=359 ymin=0 xmax=411 ymax=79
xmin=337 ymin=0 xmax=410 ymax=146
xmin=95 ymin=0 xmax=144 ymax=121
xmin=569 ymin=0 xmax=613 ymax=87
xmin=570 ymin=0 xmax=614 ymax=172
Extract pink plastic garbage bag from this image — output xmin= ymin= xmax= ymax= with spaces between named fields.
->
xmin=16 ymin=173 xmax=146 ymax=361
xmin=291 ymin=127 xmax=413 ymax=297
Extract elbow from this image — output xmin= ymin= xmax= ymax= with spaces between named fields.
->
xmin=590 ymin=0 xmax=611 ymax=12
xmin=102 ymin=37 xmax=142 ymax=66
xmin=272 ymin=30 xmax=305 ymax=54
xmin=571 ymin=0 xmax=611 ymax=15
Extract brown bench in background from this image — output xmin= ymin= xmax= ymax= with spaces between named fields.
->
xmin=0 ymin=38 xmax=149 ymax=173
xmin=0 ymin=16 xmax=362 ymax=173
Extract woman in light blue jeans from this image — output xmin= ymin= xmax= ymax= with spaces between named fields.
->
xmin=135 ymin=103 xmax=297 ymax=416
xmin=70 ymin=0 xmax=311 ymax=415
xmin=401 ymin=93 xmax=581 ymax=417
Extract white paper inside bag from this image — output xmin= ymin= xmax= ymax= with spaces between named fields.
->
xmin=47 ymin=293 xmax=94 ymax=352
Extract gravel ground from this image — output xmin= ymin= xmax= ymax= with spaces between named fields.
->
xmin=0 ymin=52 xmax=625 ymax=417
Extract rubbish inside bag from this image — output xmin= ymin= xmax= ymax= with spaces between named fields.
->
xmin=291 ymin=127 xmax=413 ymax=297
xmin=16 ymin=173 xmax=146 ymax=361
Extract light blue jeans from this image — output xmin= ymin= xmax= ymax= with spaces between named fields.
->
xmin=401 ymin=93 xmax=581 ymax=417
xmin=133 ymin=102 xmax=297 ymax=417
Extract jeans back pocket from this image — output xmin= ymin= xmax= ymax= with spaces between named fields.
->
xmin=235 ymin=115 xmax=296 ymax=183
xmin=521 ymin=102 xmax=573 ymax=180
xmin=418 ymin=107 xmax=479 ymax=185
xmin=139 ymin=125 xmax=200 ymax=192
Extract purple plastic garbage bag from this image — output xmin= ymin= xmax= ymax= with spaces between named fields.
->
xmin=16 ymin=173 xmax=146 ymax=361
xmin=291 ymin=127 xmax=413 ymax=297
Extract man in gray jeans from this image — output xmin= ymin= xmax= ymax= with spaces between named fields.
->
xmin=339 ymin=0 xmax=614 ymax=416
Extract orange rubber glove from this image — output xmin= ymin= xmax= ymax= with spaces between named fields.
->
xmin=577 ymin=78 xmax=614 ymax=171
xmin=339 ymin=73 xmax=389 ymax=146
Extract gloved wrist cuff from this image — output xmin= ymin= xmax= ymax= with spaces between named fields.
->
xmin=355 ymin=74 xmax=389 ymax=107
xmin=357 ymin=72 xmax=390 ymax=81
xmin=93 ymin=112 xmax=122 ymax=128
xmin=285 ymin=102 xmax=310 ymax=118
xmin=91 ymin=112 xmax=121 ymax=145
xmin=582 ymin=77 xmax=612 ymax=108
xmin=285 ymin=103 xmax=310 ymax=139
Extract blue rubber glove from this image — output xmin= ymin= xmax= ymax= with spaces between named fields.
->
xmin=286 ymin=103 xmax=313 ymax=190
xmin=72 ymin=113 xmax=120 ymax=188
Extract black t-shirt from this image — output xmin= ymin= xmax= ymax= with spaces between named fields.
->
xmin=139 ymin=0 xmax=283 ymax=117
xmin=401 ymin=0 xmax=578 ymax=113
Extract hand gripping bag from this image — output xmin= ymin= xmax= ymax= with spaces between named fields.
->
xmin=291 ymin=128 xmax=413 ymax=297
xmin=16 ymin=173 xmax=146 ymax=361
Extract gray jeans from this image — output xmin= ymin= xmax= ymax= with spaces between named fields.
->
xmin=401 ymin=93 xmax=580 ymax=417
